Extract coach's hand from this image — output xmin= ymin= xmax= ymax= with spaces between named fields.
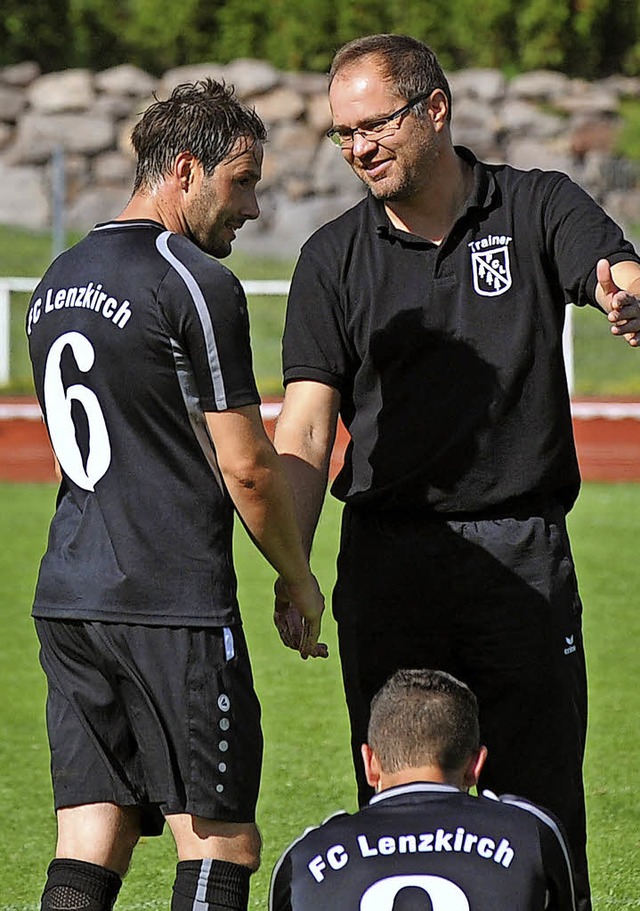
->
xmin=598 ymin=258 xmax=640 ymax=346
xmin=274 ymin=575 xmax=329 ymax=660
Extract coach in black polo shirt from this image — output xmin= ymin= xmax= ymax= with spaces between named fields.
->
xmin=272 ymin=34 xmax=640 ymax=911
xmin=270 ymin=669 xmax=577 ymax=911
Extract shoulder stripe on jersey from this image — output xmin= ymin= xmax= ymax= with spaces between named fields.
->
xmin=268 ymin=810 xmax=349 ymax=910
xmin=156 ymin=231 xmax=228 ymax=409
xmin=500 ymin=796 xmax=577 ymax=911
xmin=92 ymin=221 xmax=158 ymax=232
xmin=370 ymin=782 xmax=460 ymax=805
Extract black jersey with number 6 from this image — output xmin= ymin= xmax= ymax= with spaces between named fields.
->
xmin=270 ymin=783 xmax=577 ymax=911
xmin=27 ymin=219 xmax=260 ymax=627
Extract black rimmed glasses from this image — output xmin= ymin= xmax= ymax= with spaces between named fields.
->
xmin=326 ymin=92 xmax=431 ymax=148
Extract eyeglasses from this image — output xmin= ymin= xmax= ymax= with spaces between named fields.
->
xmin=326 ymin=92 xmax=431 ymax=148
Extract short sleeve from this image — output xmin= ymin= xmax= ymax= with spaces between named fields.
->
xmin=542 ymin=173 xmax=640 ymax=308
xmin=282 ymin=236 xmax=355 ymax=392
xmin=158 ymin=234 xmax=260 ymax=412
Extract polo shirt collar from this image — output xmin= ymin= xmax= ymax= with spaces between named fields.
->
xmin=372 ymin=146 xmax=497 ymax=242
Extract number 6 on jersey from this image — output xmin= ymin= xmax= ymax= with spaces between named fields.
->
xmin=44 ymin=331 xmax=112 ymax=491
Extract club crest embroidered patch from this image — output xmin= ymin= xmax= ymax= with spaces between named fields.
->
xmin=469 ymin=235 xmax=513 ymax=297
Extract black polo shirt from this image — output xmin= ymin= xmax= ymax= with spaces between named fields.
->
xmin=27 ymin=220 xmax=260 ymax=627
xmin=283 ymin=148 xmax=639 ymax=514
xmin=270 ymin=782 xmax=577 ymax=911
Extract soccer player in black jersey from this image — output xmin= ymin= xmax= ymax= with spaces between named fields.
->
xmin=27 ymin=79 xmax=327 ymax=911
xmin=272 ymin=34 xmax=640 ymax=911
xmin=270 ymin=669 xmax=577 ymax=911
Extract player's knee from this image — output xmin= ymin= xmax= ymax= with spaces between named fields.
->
xmin=55 ymin=804 xmax=141 ymax=878
xmin=239 ymin=824 xmax=262 ymax=871
xmin=169 ymin=815 xmax=262 ymax=871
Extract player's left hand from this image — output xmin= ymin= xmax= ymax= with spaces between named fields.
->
xmin=274 ymin=576 xmax=329 ymax=660
xmin=598 ymin=258 xmax=640 ymax=347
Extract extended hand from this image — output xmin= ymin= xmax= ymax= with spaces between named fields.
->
xmin=274 ymin=575 xmax=329 ymax=660
xmin=598 ymin=258 xmax=640 ymax=346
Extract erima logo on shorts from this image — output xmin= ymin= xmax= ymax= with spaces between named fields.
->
xmin=564 ymin=635 xmax=577 ymax=656
xmin=468 ymin=235 xmax=513 ymax=297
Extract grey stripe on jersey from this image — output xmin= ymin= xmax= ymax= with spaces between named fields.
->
xmin=170 ymin=337 xmax=225 ymax=492
xmin=194 ymin=857 xmax=212 ymax=910
xmin=156 ymin=231 xmax=228 ymax=409
xmin=500 ymin=796 xmax=577 ymax=911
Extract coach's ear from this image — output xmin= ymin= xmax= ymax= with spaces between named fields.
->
xmin=362 ymin=743 xmax=382 ymax=791
xmin=463 ymin=745 xmax=488 ymax=790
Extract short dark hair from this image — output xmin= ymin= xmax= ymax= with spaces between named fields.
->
xmin=329 ymin=34 xmax=452 ymax=121
xmin=131 ymin=78 xmax=267 ymax=192
xmin=368 ymin=669 xmax=479 ymax=773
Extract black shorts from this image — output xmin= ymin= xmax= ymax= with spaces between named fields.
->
xmin=35 ymin=619 xmax=263 ymax=836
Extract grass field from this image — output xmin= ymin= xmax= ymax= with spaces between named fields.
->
xmin=3 ymin=224 xmax=640 ymax=397
xmin=1 ymin=481 xmax=639 ymax=909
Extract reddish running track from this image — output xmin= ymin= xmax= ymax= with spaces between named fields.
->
xmin=1 ymin=398 xmax=640 ymax=484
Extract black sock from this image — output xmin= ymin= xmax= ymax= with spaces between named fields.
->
xmin=171 ymin=859 xmax=252 ymax=911
xmin=40 ymin=859 xmax=122 ymax=911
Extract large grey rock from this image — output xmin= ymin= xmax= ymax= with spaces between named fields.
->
xmin=508 ymin=70 xmax=571 ymax=100
xmin=504 ymin=136 xmax=576 ymax=176
xmin=0 ymin=162 xmax=49 ymax=228
xmin=583 ymin=153 xmax=639 ymax=194
xmin=450 ymin=97 xmax=501 ymax=159
xmin=0 ymin=61 xmax=40 ymax=87
xmin=236 ymin=190 xmax=364 ymax=258
xmin=554 ymin=85 xmax=619 ymax=116
xmin=605 ymin=188 xmax=640 ymax=228
xmin=601 ymin=75 xmax=640 ymax=98
xmin=65 ymin=185 xmax=131 ymax=230
xmin=93 ymin=151 xmax=136 ymax=186
xmin=225 ymin=59 xmax=282 ymax=98
xmin=161 ymin=59 xmax=281 ymax=100
xmin=7 ymin=111 xmax=116 ymax=164
xmin=282 ymin=71 xmax=329 ymax=95
xmin=160 ymin=63 xmax=230 ymax=96
xmin=306 ymin=93 xmax=332 ymax=133
xmin=261 ymin=123 xmax=319 ymax=189
xmin=28 ymin=70 xmax=95 ymax=113
xmin=252 ymin=86 xmax=306 ymax=126
xmin=0 ymin=85 xmax=26 ymax=123
xmin=449 ymin=68 xmax=507 ymax=104
xmin=94 ymin=93 xmax=141 ymax=121
xmin=95 ymin=64 xmax=156 ymax=97
xmin=312 ymin=139 xmax=364 ymax=195
xmin=497 ymin=99 xmax=566 ymax=138
xmin=0 ymin=124 xmax=12 ymax=150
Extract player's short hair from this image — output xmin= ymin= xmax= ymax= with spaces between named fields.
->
xmin=328 ymin=34 xmax=452 ymax=121
xmin=131 ymin=78 xmax=267 ymax=192
xmin=368 ymin=669 xmax=479 ymax=773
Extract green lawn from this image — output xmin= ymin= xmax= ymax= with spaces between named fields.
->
xmin=0 ymin=226 xmax=294 ymax=396
xmin=3 ymin=225 xmax=640 ymax=397
xmin=0 ymin=482 xmax=638 ymax=909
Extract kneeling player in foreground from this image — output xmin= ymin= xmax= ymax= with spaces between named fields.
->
xmin=28 ymin=79 xmax=326 ymax=911
xmin=270 ymin=669 xmax=577 ymax=910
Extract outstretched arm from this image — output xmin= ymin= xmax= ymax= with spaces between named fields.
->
xmin=206 ymin=404 xmax=327 ymax=659
xmin=272 ymin=380 xmax=341 ymax=651
xmin=596 ymin=258 xmax=640 ymax=346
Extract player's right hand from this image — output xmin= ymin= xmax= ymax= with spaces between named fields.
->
xmin=274 ymin=575 xmax=329 ymax=660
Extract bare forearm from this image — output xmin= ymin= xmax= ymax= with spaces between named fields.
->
xmin=274 ymin=386 xmax=339 ymax=556
xmin=223 ymin=451 xmax=314 ymax=586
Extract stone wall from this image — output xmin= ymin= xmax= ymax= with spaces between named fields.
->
xmin=1 ymin=58 xmax=639 ymax=259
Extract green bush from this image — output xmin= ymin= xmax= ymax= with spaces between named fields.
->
xmin=2 ymin=0 xmax=640 ymax=79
